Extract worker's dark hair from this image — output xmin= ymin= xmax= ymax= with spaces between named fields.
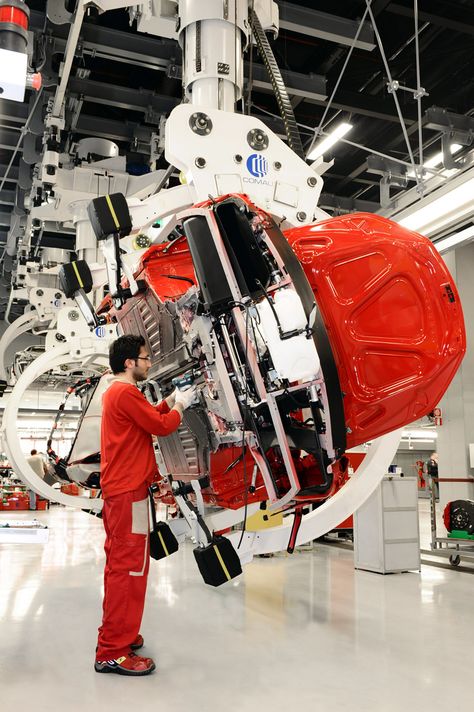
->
xmin=30 ymin=449 xmax=37 ymax=456
xmin=109 ymin=335 xmax=146 ymax=374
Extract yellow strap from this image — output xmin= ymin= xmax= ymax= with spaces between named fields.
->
xmin=157 ymin=530 xmax=169 ymax=557
xmin=71 ymin=261 xmax=84 ymax=289
xmin=105 ymin=194 xmax=120 ymax=231
xmin=213 ymin=544 xmax=231 ymax=581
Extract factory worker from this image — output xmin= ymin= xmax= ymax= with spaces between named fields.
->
xmin=95 ymin=334 xmax=195 ymax=676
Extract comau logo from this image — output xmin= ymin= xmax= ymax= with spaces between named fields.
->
xmin=246 ymin=153 xmax=268 ymax=178
xmin=94 ymin=326 xmax=106 ymax=338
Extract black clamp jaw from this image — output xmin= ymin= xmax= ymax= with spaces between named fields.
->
xmin=58 ymin=259 xmax=106 ymax=329
xmin=87 ymin=193 xmax=139 ymax=310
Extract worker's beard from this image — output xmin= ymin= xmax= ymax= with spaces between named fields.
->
xmin=132 ymin=368 xmax=148 ymax=383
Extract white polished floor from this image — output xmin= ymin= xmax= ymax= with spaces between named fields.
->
xmin=0 ymin=504 xmax=471 ymax=712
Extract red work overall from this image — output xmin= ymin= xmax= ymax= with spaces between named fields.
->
xmin=95 ymin=380 xmax=181 ymax=662
xmin=96 ymin=483 xmax=150 ymax=661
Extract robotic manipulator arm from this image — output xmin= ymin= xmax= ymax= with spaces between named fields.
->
xmin=2 ymin=1 xmax=466 ymax=586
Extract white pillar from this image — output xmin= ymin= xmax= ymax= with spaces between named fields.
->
xmin=178 ymin=0 xmax=249 ymax=111
xmin=438 ymin=244 xmax=474 ymax=509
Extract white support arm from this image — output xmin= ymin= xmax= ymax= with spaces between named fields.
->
xmin=0 ymin=311 xmax=46 ymax=383
xmin=1 ymin=343 xmax=109 ymax=512
xmin=227 ymin=429 xmax=402 ymax=563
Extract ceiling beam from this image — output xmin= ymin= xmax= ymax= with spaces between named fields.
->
xmin=0 ymin=101 xmax=28 ymax=124
xmin=387 ymin=3 xmax=474 ymax=37
xmin=29 ymin=9 xmax=179 ymax=69
xmin=300 ymin=88 xmax=417 ymax=124
xmin=319 ymin=192 xmax=379 ymax=213
xmin=0 ymin=127 xmax=23 ymax=151
xmin=0 ymin=190 xmax=15 ymax=206
xmin=28 ymin=9 xmax=399 ymax=126
xmin=371 ymin=0 xmax=393 ymax=16
xmin=68 ymin=77 xmax=180 ymax=117
xmin=69 ymin=74 xmax=411 ymax=128
xmin=0 ymin=164 xmax=19 ymax=182
xmin=248 ymin=64 xmax=326 ymax=102
xmin=75 ymin=114 xmax=153 ymax=144
xmin=0 ymin=211 xmax=12 ymax=227
xmin=31 ymin=6 xmax=375 ymax=55
xmin=278 ymin=2 xmax=375 ymax=50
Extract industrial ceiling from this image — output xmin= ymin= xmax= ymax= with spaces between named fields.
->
xmin=0 ymin=0 xmax=473 ymax=320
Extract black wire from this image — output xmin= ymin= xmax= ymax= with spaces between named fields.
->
xmin=255 ymin=278 xmax=284 ymax=337
xmin=238 ymin=303 xmax=251 ymax=549
xmin=158 ymin=273 xmax=195 ymax=285
xmin=247 ymin=0 xmax=255 ymax=115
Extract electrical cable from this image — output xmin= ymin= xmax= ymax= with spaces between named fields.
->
xmin=47 ymin=376 xmax=100 ymax=478
xmin=365 ymin=0 xmax=420 ymax=187
xmin=414 ymin=0 xmax=424 ymax=173
xmin=247 ymin=0 xmax=255 ymax=115
xmin=314 ymin=2 xmax=373 ymax=138
xmin=237 ymin=302 xmax=251 ymax=549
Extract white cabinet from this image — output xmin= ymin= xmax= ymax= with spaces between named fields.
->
xmin=354 ymin=475 xmax=420 ymax=573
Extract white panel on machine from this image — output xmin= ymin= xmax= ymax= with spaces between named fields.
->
xmin=0 ymin=48 xmax=27 ymax=101
xmin=256 ymin=289 xmax=320 ymax=382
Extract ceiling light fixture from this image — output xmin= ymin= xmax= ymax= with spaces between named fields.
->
xmin=424 ymin=143 xmax=462 ymax=169
xmin=433 ymin=224 xmax=474 ymax=254
xmin=402 ymin=429 xmax=438 ymax=439
xmin=396 ymin=176 xmax=474 ymax=235
xmin=307 ymin=122 xmax=353 ymax=161
xmin=406 ymin=143 xmax=463 ymax=179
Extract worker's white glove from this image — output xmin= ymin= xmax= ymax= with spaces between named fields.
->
xmin=165 ymin=389 xmax=178 ymax=408
xmin=174 ymin=385 xmax=197 ymax=410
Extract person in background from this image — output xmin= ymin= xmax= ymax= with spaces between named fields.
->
xmin=26 ymin=449 xmax=49 ymax=509
xmin=95 ymin=334 xmax=196 ymax=677
xmin=427 ymin=452 xmax=439 ymax=500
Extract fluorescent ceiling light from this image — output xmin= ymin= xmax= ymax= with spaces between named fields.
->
xmin=434 ymin=224 xmax=474 ymax=253
xmin=424 ymin=143 xmax=462 ymax=169
xmin=402 ymin=438 xmax=436 ymax=442
xmin=307 ymin=122 xmax=353 ymax=161
xmin=402 ymin=429 xmax=438 ymax=439
xmin=406 ymin=144 xmax=463 ymax=178
xmin=397 ymin=177 xmax=474 ymax=235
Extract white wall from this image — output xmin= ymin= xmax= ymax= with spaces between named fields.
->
xmin=438 ymin=245 xmax=474 ymax=507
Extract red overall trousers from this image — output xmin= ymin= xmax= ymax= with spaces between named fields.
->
xmin=96 ymin=483 xmax=150 ymax=661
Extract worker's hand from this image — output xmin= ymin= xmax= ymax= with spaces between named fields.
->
xmin=165 ymin=389 xmax=177 ymax=408
xmin=174 ymin=385 xmax=197 ymax=410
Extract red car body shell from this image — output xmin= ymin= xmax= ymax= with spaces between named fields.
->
xmin=285 ymin=212 xmax=465 ymax=449
xmin=102 ymin=199 xmax=465 ymax=509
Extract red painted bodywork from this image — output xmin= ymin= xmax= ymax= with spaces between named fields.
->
xmin=285 ymin=213 xmax=465 ymax=449
xmin=443 ymin=503 xmax=451 ymax=532
xmin=102 ymin=199 xmax=465 ymax=510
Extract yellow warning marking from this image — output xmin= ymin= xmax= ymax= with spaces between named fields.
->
xmin=105 ymin=194 xmax=120 ymax=231
xmin=213 ymin=545 xmax=231 ymax=580
xmin=158 ymin=530 xmax=169 ymax=557
xmin=71 ymin=261 xmax=84 ymax=289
